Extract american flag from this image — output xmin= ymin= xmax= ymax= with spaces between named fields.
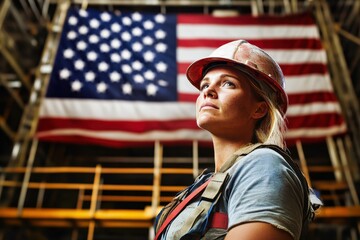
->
xmin=36 ymin=7 xmax=346 ymax=147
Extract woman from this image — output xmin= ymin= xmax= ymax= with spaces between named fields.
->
xmin=154 ymin=40 xmax=318 ymax=240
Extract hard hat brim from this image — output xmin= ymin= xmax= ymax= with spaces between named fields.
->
xmin=186 ymin=56 xmax=289 ymax=114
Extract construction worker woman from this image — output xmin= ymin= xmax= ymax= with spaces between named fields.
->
xmin=154 ymin=40 xmax=320 ymax=240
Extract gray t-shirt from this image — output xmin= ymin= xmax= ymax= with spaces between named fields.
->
xmin=162 ymin=148 xmax=305 ymax=240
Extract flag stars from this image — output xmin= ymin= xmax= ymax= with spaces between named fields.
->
xmin=85 ymin=71 xmax=96 ymax=82
xmin=79 ymin=9 xmax=88 ymax=17
xmin=78 ymin=25 xmax=89 ymax=35
xmin=122 ymin=64 xmax=132 ymax=74
xmin=67 ymin=31 xmax=77 ymax=40
xmin=158 ymin=79 xmax=168 ymax=87
xmin=98 ymin=62 xmax=109 ymax=72
xmin=143 ymin=20 xmax=154 ymax=30
xmin=122 ymin=16 xmax=132 ymax=26
xmin=147 ymin=83 xmax=158 ymax=96
xmin=155 ymin=29 xmax=166 ymax=39
xmin=155 ymin=14 xmax=166 ymax=23
xmin=100 ymin=12 xmax=111 ymax=22
xmin=100 ymin=29 xmax=111 ymax=38
xmin=121 ymin=31 xmax=132 ymax=41
xmin=87 ymin=51 xmax=98 ymax=61
xmin=132 ymin=42 xmax=143 ymax=52
xmin=89 ymin=19 xmax=100 ymax=28
xmin=143 ymin=36 xmax=154 ymax=45
xmin=68 ymin=16 xmax=78 ymax=25
xmin=97 ymin=82 xmax=107 ymax=93
xmin=156 ymin=43 xmax=167 ymax=52
xmin=59 ymin=68 xmax=71 ymax=79
xmin=122 ymin=83 xmax=132 ymax=95
xmin=109 ymin=71 xmax=121 ymax=82
xmin=110 ymin=53 xmax=121 ymax=63
xmin=100 ymin=43 xmax=110 ymax=52
xmin=144 ymin=70 xmax=155 ymax=80
xmin=132 ymin=61 xmax=143 ymax=71
xmin=134 ymin=74 xmax=144 ymax=83
xmin=89 ymin=34 xmax=100 ymax=44
xmin=156 ymin=61 xmax=167 ymax=72
xmin=121 ymin=49 xmax=132 ymax=60
xmin=63 ymin=48 xmax=75 ymax=59
xmin=110 ymin=39 xmax=121 ymax=48
xmin=76 ymin=41 xmax=87 ymax=51
xmin=132 ymin=27 xmax=143 ymax=36
xmin=74 ymin=59 xmax=85 ymax=70
xmin=71 ymin=80 xmax=82 ymax=91
xmin=111 ymin=23 xmax=121 ymax=32
xmin=143 ymin=51 xmax=155 ymax=62
xmin=132 ymin=12 xmax=142 ymax=21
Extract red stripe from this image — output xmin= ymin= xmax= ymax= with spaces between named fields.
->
xmin=209 ymin=212 xmax=228 ymax=229
xmin=287 ymin=113 xmax=345 ymax=130
xmin=178 ymin=39 xmax=323 ymax=50
xmin=288 ymin=92 xmax=338 ymax=105
xmin=37 ymin=118 xmax=199 ymax=132
xmin=178 ymin=12 xmax=315 ymax=25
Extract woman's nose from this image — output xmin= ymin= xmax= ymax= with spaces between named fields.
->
xmin=202 ymin=84 xmax=217 ymax=98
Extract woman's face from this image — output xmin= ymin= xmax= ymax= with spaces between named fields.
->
xmin=196 ymin=65 xmax=266 ymax=139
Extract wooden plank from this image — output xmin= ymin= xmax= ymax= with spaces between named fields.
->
xmin=316 ymin=206 xmax=360 ymax=219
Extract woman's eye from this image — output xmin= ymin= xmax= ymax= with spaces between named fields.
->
xmin=200 ymin=84 xmax=209 ymax=91
xmin=222 ymin=81 xmax=235 ymax=87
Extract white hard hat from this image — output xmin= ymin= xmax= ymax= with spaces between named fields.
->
xmin=186 ymin=40 xmax=288 ymax=114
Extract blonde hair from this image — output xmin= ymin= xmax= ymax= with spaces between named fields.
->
xmin=247 ymin=77 xmax=287 ymax=149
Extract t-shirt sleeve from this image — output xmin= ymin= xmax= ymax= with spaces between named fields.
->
xmin=224 ymin=148 xmax=305 ymax=239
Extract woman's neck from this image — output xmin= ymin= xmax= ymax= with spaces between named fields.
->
xmin=212 ymin=136 xmax=252 ymax=172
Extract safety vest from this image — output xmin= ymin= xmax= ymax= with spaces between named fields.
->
xmin=154 ymin=144 xmax=315 ymax=240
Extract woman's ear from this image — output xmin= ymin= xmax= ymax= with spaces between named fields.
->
xmin=252 ymin=101 xmax=268 ymax=119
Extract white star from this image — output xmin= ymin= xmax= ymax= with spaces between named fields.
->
xmin=97 ymin=82 xmax=107 ymax=93
xmin=87 ymin=51 xmax=98 ymax=61
xmin=76 ymin=41 xmax=87 ymax=51
xmin=122 ymin=83 xmax=132 ymax=94
xmin=68 ymin=16 xmax=78 ymax=25
xmin=85 ymin=71 xmax=96 ymax=82
xmin=132 ymin=12 xmax=142 ymax=21
xmin=144 ymin=70 xmax=155 ymax=80
xmin=59 ymin=68 xmax=71 ymax=79
xmin=100 ymin=43 xmax=110 ymax=52
xmin=143 ymin=36 xmax=154 ymax=45
xmin=132 ymin=42 xmax=143 ymax=52
xmin=100 ymin=29 xmax=111 ymax=38
xmin=143 ymin=20 xmax=154 ymax=30
xmin=156 ymin=42 xmax=167 ymax=52
xmin=63 ymin=48 xmax=74 ymax=59
xmin=122 ymin=64 xmax=132 ymax=74
xmin=132 ymin=27 xmax=143 ymax=36
xmin=121 ymin=49 xmax=132 ymax=60
xmin=101 ymin=12 xmax=111 ymax=22
xmin=67 ymin=31 xmax=77 ymax=40
xmin=155 ymin=14 xmax=166 ymax=23
xmin=79 ymin=9 xmax=88 ymax=17
xmin=98 ymin=62 xmax=109 ymax=72
xmin=143 ymin=51 xmax=155 ymax=62
xmin=134 ymin=74 xmax=144 ymax=83
xmin=89 ymin=19 xmax=100 ymax=28
xmin=122 ymin=16 xmax=132 ymax=26
xmin=89 ymin=34 xmax=99 ymax=44
xmin=111 ymin=23 xmax=121 ymax=32
xmin=110 ymin=39 xmax=121 ymax=49
xmin=147 ymin=83 xmax=158 ymax=96
xmin=71 ymin=80 xmax=82 ymax=91
xmin=74 ymin=59 xmax=85 ymax=70
xmin=156 ymin=61 xmax=167 ymax=72
xmin=132 ymin=61 xmax=143 ymax=70
xmin=121 ymin=31 xmax=131 ymax=41
xmin=155 ymin=29 xmax=166 ymax=39
xmin=109 ymin=71 xmax=121 ymax=82
xmin=110 ymin=53 xmax=121 ymax=63
xmin=78 ymin=25 xmax=89 ymax=35
xmin=158 ymin=79 xmax=168 ymax=87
